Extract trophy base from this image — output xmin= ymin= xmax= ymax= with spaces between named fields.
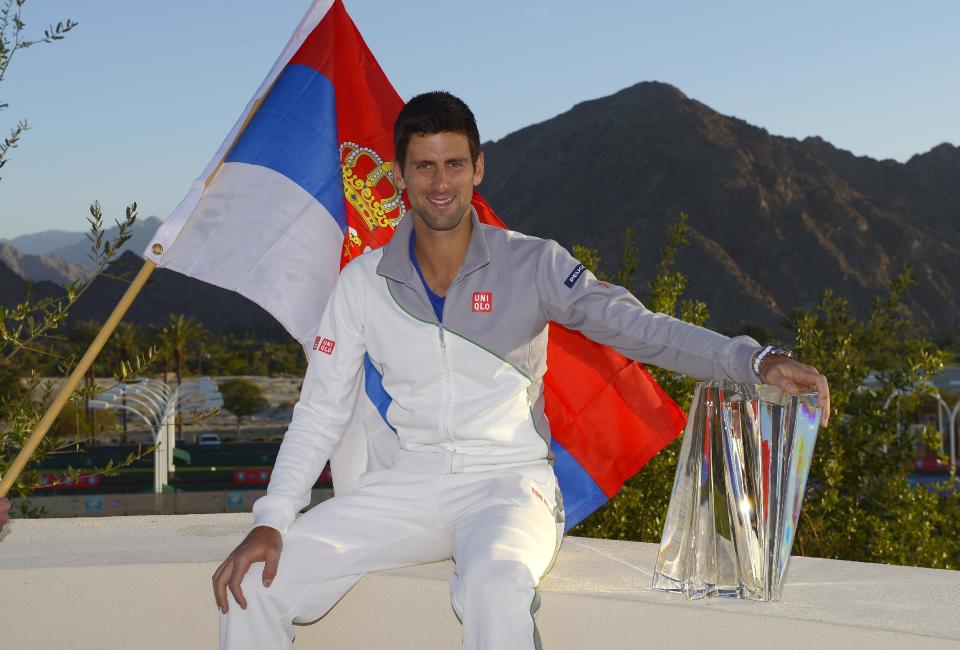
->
xmin=652 ymin=573 xmax=747 ymax=600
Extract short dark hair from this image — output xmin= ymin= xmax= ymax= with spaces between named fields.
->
xmin=393 ymin=91 xmax=480 ymax=170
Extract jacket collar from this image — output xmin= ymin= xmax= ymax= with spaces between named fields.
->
xmin=376 ymin=207 xmax=491 ymax=286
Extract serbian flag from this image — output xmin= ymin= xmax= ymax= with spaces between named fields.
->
xmin=145 ymin=0 xmax=685 ymax=531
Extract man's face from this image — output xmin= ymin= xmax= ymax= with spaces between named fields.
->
xmin=395 ymin=131 xmax=484 ymax=233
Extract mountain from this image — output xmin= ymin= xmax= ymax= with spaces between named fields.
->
xmin=1 ymin=229 xmax=85 ymax=255
xmin=5 ymin=216 xmax=165 ymax=270
xmin=0 ymin=242 xmax=95 ymax=285
xmin=47 ymin=215 xmax=164 ymax=270
xmin=65 ymin=252 xmax=288 ymax=339
xmin=0 ymin=251 xmax=288 ymax=339
xmin=7 ymin=82 xmax=958 ymax=340
xmin=479 ymin=81 xmax=960 ymax=337
xmin=0 ymin=259 xmax=67 ymax=307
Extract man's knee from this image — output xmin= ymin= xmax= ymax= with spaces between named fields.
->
xmin=457 ymin=559 xmax=537 ymax=612
xmin=230 ymin=562 xmax=275 ymax=612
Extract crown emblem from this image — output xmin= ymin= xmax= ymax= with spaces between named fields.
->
xmin=340 ymin=142 xmax=405 ymax=233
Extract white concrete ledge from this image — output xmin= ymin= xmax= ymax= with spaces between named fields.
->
xmin=1 ymin=514 xmax=957 ymax=649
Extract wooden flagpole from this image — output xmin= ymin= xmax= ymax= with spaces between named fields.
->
xmin=1 ymin=86 xmax=274 ymax=499
xmin=0 ymin=3 xmax=298 ymax=499
xmin=0 ymin=260 xmax=156 ymax=497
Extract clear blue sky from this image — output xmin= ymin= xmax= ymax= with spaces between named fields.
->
xmin=1 ymin=0 xmax=957 ymax=240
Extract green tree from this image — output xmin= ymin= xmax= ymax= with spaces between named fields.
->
xmin=218 ymin=378 xmax=269 ymax=436
xmin=568 ymin=217 xmax=960 ymax=570
xmin=158 ymin=314 xmax=206 ymax=387
xmin=106 ymin=322 xmax=141 ymax=375
xmin=790 ymin=269 xmax=959 ymax=568
xmin=105 ymin=321 xmax=142 ymax=439
xmin=1 ymin=2 xmax=151 ymax=503
xmin=158 ymin=314 xmax=206 ymax=437
xmin=67 ymin=320 xmax=102 ymax=427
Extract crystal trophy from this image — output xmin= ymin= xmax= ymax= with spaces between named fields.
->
xmin=652 ymin=380 xmax=821 ymax=601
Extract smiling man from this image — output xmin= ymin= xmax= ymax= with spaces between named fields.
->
xmin=213 ymin=91 xmax=830 ymax=649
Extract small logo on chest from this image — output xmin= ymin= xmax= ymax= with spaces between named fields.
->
xmin=313 ymin=337 xmax=336 ymax=355
xmin=471 ymin=291 xmax=493 ymax=313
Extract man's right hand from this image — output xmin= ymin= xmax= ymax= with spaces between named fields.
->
xmin=0 ymin=497 xmax=10 ymax=531
xmin=213 ymin=525 xmax=283 ymax=614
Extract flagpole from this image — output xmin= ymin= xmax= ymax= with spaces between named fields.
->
xmin=0 ymin=2 xmax=327 ymax=499
xmin=0 ymin=260 xmax=157 ymax=497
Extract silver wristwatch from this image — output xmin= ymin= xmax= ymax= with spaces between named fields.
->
xmin=752 ymin=344 xmax=794 ymax=379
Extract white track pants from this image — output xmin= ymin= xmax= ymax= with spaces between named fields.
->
xmin=219 ymin=462 xmax=563 ymax=649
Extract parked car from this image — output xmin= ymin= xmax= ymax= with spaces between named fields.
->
xmin=198 ymin=433 xmax=222 ymax=446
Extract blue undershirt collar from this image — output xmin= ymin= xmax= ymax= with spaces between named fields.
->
xmin=409 ymin=231 xmax=445 ymax=323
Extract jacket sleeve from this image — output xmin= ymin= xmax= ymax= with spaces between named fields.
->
xmin=536 ymin=239 xmax=761 ymax=383
xmin=252 ymin=263 xmax=366 ymax=534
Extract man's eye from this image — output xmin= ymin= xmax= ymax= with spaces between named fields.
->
xmin=417 ymin=163 xmax=432 ymax=170
xmin=448 ymin=160 xmax=463 ymax=168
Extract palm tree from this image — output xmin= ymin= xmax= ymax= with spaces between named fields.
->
xmin=159 ymin=314 xmax=207 ymax=388
xmin=108 ymin=322 xmax=141 ymax=375
xmin=107 ymin=322 xmax=141 ymax=440
xmin=68 ymin=320 xmax=102 ymax=431
xmin=158 ymin=314 xmax=207 ymax=436
xmin=151 ymin=324 xmax=174 ymax=385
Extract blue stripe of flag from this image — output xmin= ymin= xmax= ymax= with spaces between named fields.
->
xmin=226 ymin=63 xmax=347 ymax=232
xmin=551 ymin=439 xmax=609 ymax=532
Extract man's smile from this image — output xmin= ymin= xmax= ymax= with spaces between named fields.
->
xmin=427 ymin=195 xmax=455 ymax=208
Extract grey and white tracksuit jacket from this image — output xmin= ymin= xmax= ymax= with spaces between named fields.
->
xmin=253 ymin=211 xmax=762 ymax=533
xmin=228 ymin=211 xmax=762 ymax=649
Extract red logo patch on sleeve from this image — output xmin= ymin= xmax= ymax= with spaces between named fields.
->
xmin=471 ymin=291 xmax=493 ymax=313
xmin=318 ymin=338 xmax=336 ymax=355
xmin=312 ymin=336 xmax=322 ymax=350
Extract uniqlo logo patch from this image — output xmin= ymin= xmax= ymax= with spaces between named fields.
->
xmin=313 ymin=337 xmax=335 ymax=355
xmin=472 ymin=291 xmax=493 ymax=312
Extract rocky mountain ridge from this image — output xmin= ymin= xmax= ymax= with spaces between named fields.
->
xmin=479 ymin=81 xmax=959 ymax=337
xmin=1 ymin=216 xmax=164 ymax=273
xmin=4 ymin=82 xmax=957 ymax=340
xmin=0 ymin=242 xmax=94 ymax=285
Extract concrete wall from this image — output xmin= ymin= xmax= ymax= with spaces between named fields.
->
xmin=1 ymin=514 xmax=958 ymax=649
xmin=11 ymin=488 xmax=332 ymax=517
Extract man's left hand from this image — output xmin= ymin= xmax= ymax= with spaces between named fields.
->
xmin=760 ymin=357 xmax=831 ymax=427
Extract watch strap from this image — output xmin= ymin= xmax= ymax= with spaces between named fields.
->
xmin=752 ymin=344 xmax=794 ymax=378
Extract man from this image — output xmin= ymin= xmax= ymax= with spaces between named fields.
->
xmin=213 ymin=91 xmax=830 ymax=649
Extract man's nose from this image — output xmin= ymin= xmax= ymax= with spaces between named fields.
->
xmin=432 ymin=167 xmax=450 ymax=191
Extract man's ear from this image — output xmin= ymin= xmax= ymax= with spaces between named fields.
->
xmin=392 ymin=160 xmax=406 ymax=190
xmin=473 ymin=152 xmax=485 ymax=186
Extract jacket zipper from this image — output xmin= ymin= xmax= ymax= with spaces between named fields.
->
xmin=438 ymin=313 xmax=454 ymax=452
xmin=409 ymin=282 xmax=454 ymax=453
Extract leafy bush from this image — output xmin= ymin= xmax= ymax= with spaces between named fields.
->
xmin=570 ymin=216 xmax=960 ymax=569
xmin=1 ymin=2 xmax=152 ymax=503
